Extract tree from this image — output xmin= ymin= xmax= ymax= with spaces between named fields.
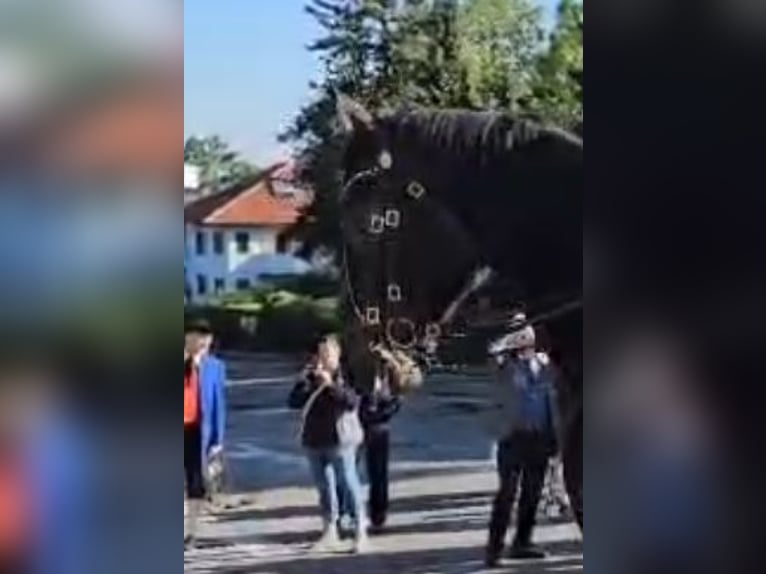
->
xmin=457 ymin=0 xmax=544 ymax=110
xmin=526 ymin=0 xmax=583 ymax=129
xmin=279 ymin=0 xmax=381 ymax=255
xmin=184 ymin=135 xmax=259 ymax=193
xmin=282 ymin=0 xmax=558 ymax=257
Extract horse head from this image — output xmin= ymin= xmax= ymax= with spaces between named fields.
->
xmin=335 ymin=94 xmax=485 ymax=360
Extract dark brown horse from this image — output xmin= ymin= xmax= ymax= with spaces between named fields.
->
xmin=334 ymin=95 xmax=583 ymax=529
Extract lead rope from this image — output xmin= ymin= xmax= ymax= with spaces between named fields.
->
xmin=526 ymin=298 xmax=583 ymax=327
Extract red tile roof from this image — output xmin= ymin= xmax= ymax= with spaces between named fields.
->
xmin=184 ymin=166 xmax=309 ymax=227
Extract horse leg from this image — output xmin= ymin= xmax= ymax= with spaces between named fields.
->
xmin=563 ymin=407 xmax=583 ymax=531
xmin=547 ymin=311 xmax=583 ymax=532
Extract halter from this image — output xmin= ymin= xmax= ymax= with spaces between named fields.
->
xmin=339 ymin=154 xmax=495 ymax=351
xmin=339 ymin=151 xmax=581 ymax=353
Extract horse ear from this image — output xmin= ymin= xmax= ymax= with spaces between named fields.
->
xmin=335 ymin=91 xmax=376 ymax=135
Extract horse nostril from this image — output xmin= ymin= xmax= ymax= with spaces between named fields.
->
xmin=386 ymin=317 xmax=417 ymax=349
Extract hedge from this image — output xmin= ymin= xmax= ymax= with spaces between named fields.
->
xmin=185 ymin=296 xmax=341 ymax=352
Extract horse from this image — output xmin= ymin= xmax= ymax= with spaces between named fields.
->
xmin=333 ymin=94 xmax=583 ymax=530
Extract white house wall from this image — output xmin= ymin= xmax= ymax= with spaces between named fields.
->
xmin=228 ymin=227 xmax=276 ymax=271
xmin=184 ymin=224 xmax=310 ymax=303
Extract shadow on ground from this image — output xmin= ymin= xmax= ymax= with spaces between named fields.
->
xmin=190 ymin=540 xmax=582 ymax=574
xmin=215 ymin=489 xmax=497 ymax=524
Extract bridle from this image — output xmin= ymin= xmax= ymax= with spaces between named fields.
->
xmin=339 ymin=151 xmax=582 ymax=355
xmin=339 ymin=154 xmax=497 ymax=353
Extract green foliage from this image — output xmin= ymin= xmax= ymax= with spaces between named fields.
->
xmin=457 ymin=0 xmax=544 ymax=110
xmin=255 ymin=297 xmax=342 ymax=351
xmin=184 ymin=135 xmax=260 ymax=193
xmin=259 ymin=272 xmax=340 ymax=299
xmin=190 ymin=276 xmax=342 ymax=351
xmin=526 ymin=0 xmax=583 ymax=129
xmin=186 ymin=298 xmax=341 ymax=352
xmin=211 ymin=273 xmax=339 ymax=307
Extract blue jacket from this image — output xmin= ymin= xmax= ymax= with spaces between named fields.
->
xmin=29 ymin=410 xmax=93 ymax=574
xmin=487 ymin=354 xmax=560 ymax=440
xmin=197 ymin=355 xmax=227 ymax=461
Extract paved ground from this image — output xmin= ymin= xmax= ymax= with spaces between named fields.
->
xmin=184 ymin=353 xmax=582 ymax=573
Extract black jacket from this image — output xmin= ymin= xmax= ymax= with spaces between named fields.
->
xmin=359 ymin=392 xmax=402 ymax=432
xmin=288 ymin=372 xmax=359 ymax=450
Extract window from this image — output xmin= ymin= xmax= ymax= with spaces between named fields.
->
xmin=235 ymin=232 xmax=250 ymax=254
xmin=195 ymin=231 xmax=206 ymax=256
xmin=213 ymin=278 xmax=225 ymax=294
xmin=276 ymin=234 xmax=287 ymax=254
xmin=213 ymin=231 xmax=224 ymax=255
xmin=235 ymin=278 xmax=251 ymax=291
xmin=196 ymin=274 xmax=208 ymax=296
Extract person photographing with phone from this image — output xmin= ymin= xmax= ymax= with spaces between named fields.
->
xmin=288 ymin=335 xmax=369 ymax=554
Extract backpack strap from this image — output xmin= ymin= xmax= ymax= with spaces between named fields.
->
xmin=298 ymin=381 xmax=331 ymax=440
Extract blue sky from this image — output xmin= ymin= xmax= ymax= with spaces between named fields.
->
xmin=184 ymin=0 xmax=560 ymax=166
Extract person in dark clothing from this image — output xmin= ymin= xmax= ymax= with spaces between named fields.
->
xmin=337 ymin=338 xmax=421 ymax=533
xmin=359 ymin=369 xmax=402 ymax=531
xmin=358 ymin=343 xmax=421 ymax=531
xmin=288 ymin=335 xmax=369 ymax=554
xmin=485 ymin=314 xmax=560 ymax=567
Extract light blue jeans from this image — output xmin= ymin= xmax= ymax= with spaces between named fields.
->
xmin=306 ymin=446 xmax=366 ymax=528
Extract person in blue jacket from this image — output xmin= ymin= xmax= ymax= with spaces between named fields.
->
xmin=485 ymin=313 xmax=560 ymax=567
xmin=184 ymin=319 xmax=227 ymax=549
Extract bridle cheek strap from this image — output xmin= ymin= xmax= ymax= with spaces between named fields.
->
xmin=342 ymin=164 xmax=495 ymax=349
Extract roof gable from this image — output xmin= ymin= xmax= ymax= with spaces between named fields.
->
xmin=184 ymin=168 xmax=307 ymax=227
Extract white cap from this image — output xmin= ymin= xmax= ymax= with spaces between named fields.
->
xmin=489 ymin=313 xmax=536 ymax=355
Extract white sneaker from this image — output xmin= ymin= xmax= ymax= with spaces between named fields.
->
xmin=311 ymin=525 xmax=342 ymax=553
xmin=184 ymin=499 xmax=202 ymax=548
xmin=354 ymin=531 xmax=370 ymax=555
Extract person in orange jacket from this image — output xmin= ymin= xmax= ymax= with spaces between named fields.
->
xmin=184 ymin=320 xmax=227 ymax=549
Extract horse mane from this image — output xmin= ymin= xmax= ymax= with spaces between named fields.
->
xmin=384 ymin=108 xmax=581 ymax=167
xmin=374 ymin=107 xmax=583 ymax=303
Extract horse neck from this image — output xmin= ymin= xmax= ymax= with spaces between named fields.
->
xmin=414 ymin=160 xmax=510 ymax=269
xmin=415 ymin=155 xmax=582 ymax=302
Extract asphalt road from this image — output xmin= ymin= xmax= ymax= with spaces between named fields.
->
xmin=185 ymin=353 xmax=582 ymax=574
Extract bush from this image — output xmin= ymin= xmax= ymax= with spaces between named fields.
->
xmin=258 ymin=272 xmax=339 ymax=299
xmin=186 ymin=296 xmax=341 ymax=352
xmin=187 ymin=273 xmax=342 ymax=352
xmin=185 ymin=306 xmax=260 ymax=350
xmin=255 ymin=297 xmax=341 ymax=351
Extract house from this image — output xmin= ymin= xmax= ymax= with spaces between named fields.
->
xmin=184 ymin=163 xmax=202 ymax=204
xmin=184 ymin=162 xmax=313 ymax=303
